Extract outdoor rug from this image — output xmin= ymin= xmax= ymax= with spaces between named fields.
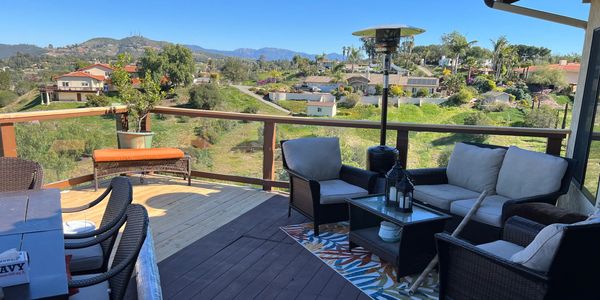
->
xmin=280 ymin=222 xmax=439 ymax=300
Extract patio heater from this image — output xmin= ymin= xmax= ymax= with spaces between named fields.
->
xmin=352 ymin=25 xmax=425 ymax=175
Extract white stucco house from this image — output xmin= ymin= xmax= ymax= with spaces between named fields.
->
xmin=306 ymin=101 xmax=337 ymax=117
xmin=303 ymin=73 xmax=439 ymax=96
xmin=480 ymin=91 xmax=511 ymax=104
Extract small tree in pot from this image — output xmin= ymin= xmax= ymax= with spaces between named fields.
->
xmin=113 ymin=54 xmax=165 ymax=148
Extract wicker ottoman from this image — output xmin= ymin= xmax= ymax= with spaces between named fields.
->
xmin=93 ymin=148 xmax=191 ymax=190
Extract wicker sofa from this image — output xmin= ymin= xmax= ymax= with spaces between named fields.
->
xmin=436 ymin=209 xmax=600 ymax=300
xmin=408 ymin=142 xmax=576 ymax=243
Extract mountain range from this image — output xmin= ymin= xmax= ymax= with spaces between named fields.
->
xmin=0 ymin=36 xmax=343 ymax=61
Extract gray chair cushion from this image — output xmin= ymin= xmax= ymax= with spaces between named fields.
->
xmin=450 ymin=195 xmax=511 ymax=227
xmin=447 ymin=143 xmax=507 ymax=194
xmin=413 ymin=184 xmax=480 ymax=210
xmin=477 ymin=240 xmax=525 ymax=260
xmin=319 ymin=179 xmax=368 ymax=204
xmin=283 ymin=137 xmax=342 ymax=181
xmin=65 ymin=241 xmax=104 ymax=273
xmin=511 ymin=223 xmax=566 ymax=272
xmin=69 ymin=274 xmax=110 ymax=300
xmin=496 ymin=146 xmax=568 ymax=199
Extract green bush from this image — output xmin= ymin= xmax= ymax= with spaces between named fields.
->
xmin=0 ymin=90 xmax=17 ymax=107
xmin=188 ymin=83 xmax=223 ymax=110
xmin=374 ymin=84 xmax=383 ymax=95
xmin=505 ymin=83 xmax=531 ymax=101
xmin=481 ymin=102 xmax=510 ymax=112
xmin=447 ymin=88 xmax=474 ymax=105
xmin=242 ymin=105 xmax=259 ymax=114
xmin=473 ymin=76 xmax=496 ymax=93
xmin=342 ymin=93 xmax=361 ymax=108
xmin=415 ymin=88 xmax=430 ymax=98
xmin=85 ymin=94 xmax=113 ymax=107
xmin=390 ymin=85 xmax=404 ymax=97
xmin=464 ymin=111 xmax=492 ymax=142
xmin=523 ymin=106 xmax=558 ymax=128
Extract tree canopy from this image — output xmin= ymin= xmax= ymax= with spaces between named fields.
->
xmin=138 ymin=44 xmax=194 ymax=87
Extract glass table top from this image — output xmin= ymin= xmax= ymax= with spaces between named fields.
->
xmin=347 ymin=194 xmax=449 ymax=224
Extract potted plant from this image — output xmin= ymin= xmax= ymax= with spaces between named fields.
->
xmin=113 ymin=54 xmax=165 ymax=148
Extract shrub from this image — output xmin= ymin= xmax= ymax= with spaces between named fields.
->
xmin=464 ymin=111 xmax=492 ymax=142
xmin=188 ymin=83 xmax=223 ymax=110
xmin=415 ymin=88 xmax=430 ymax=98
xmin=473 ymin=76 xmax=496 ymax=93
xmin=482 ymin=101 xmax=510 ymax=112
xmin=390 ymin=85 xmax=404 ymax=97
xmin=505 ymin=82 xmax=531 ymax=101
xmin=374 ymin=84 xmax=383 ymax=95
xmin=523 ymin=106 xmax=558 ymax=128
xmin=242 ymin=105 xmax=259 ymax=114
xmin=447 ymin=88 xmax=474 ymax=105
xmin=342 ymin=93 xmax=361 ymax=108
xmin=443 ymin=73 xmax=466 ymax=95
xmin=0 ymin=90 xmax=18 ymax=107
xmin=86 ymin=94 xmax=113 ymax=107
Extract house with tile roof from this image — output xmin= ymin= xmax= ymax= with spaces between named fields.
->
xmin=39 ymin=63 xmax=139 ymax=104
xmin=516 ymin=60 xmax=580 ymax=92
xmin=303 ymin=73 xmax=439 ymax=95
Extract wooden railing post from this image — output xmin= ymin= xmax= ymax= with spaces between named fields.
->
xmin=262 ymin=121 xmax=276 ymax=191
xmin=0 ymin=123 xmax=17 ymax=157
xmin=546 ymin=137 xmax=563 ymax=156
xmin=396 ymin=129 xmax=409 ymax=168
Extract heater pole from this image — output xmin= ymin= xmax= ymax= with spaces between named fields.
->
xmin=380 ymin=52 xmax=391 ymax=146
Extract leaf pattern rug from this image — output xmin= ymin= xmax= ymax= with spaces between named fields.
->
xmin=280 ymin=222 xmax=439 ymax=300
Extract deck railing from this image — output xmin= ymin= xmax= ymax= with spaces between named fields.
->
xmin=0 ymin=105 xmax=571 ymax=191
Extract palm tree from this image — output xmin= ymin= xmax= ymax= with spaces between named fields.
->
xmin=491 ymin=36 xmax=509 ymax=80
xmin=442 ymin=31 xmax=477 ymax=74
xmin=330 ymin=71 xmax=347 ymax=84
xmin=315 ymin=53 xmax=326 ymax=66
xmin=347 ymin=47 xmax=362 ymax=73
xmin=464 ymin=56 xmax=480 ymax=81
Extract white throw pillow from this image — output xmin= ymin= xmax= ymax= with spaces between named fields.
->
xmin=446 ymin=143 xmax=506 ymax=194
xmin=496 ymin=146 xmax=568 ymax=199
xmin=511 ymin=223 xmax=566 ymax=272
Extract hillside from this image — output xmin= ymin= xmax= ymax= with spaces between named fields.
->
xmin=2 ymin=36 xmax=342 ymax=61
xmin=0 ymin=44 xmax=46 ymax=59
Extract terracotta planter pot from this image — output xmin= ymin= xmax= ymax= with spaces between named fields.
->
xmin=117 ymin=131 xmax=154 ymax=149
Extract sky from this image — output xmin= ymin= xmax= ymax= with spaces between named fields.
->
xmin=0 ymin=0 xmax=591 ymax=55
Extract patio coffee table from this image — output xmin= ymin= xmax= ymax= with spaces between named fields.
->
xmin=346 ymin=194 xmax=450 ymax=280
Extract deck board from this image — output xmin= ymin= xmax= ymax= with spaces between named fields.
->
xmin=157 ymin=194 xmax=367 ymax=299
xmin=60 ymin=175 xmax=366 ymax=299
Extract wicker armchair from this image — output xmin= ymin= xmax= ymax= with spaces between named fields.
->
xmin=0 ymin=157 xmax=43 ymax=192
xmin=64 ymin=176 xmax=133 ymax=275
xmin=436 ymin=216 xmax=600 ymax=300
xmin=281 ymin=137 xmax=378 ymax=236
xmin=68 ymin=204 xmax=149 ymax=300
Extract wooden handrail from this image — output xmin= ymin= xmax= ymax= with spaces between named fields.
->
xmin=152 ymin=106 xmax=570 ymax=138
xmin=1 ymin=105 xmax=573 ymax=190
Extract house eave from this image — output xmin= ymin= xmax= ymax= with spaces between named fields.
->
xmin=484 ymin=0 xmax=588 ymax=29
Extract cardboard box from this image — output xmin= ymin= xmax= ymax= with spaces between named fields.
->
xmin=0 ymin=250 xmax=29 ymax=287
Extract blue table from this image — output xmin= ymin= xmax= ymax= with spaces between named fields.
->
xmin=0 ymin=189 xmax=68 ymax=299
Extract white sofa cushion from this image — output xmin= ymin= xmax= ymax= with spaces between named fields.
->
xmin=511 ymin=223 xmax=566 ymax=272
xmin=450 ymin=195 xmax=511 ymax=227
xmin=69 ymin=274 xmax=110 ymax=300
xmin=447 ymin=143 xmax=507 ymax=194
xmin=319 ymin=179 xmax=368 ymax=204
xmin=477 ymin=240 xmax=524 ymax=260
xmin=65 ymin=241 xmax=104 ymax=273
xmin=496 ymin=146 xmax=568 ymax=199
xmin=283 ymin=137 xmax=342 ymax=181
xmin=413 ymin=184 xmax=480 ymax=210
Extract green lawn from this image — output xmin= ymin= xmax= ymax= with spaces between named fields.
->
xmin=277 ymin=100 xmax=307 ymax=115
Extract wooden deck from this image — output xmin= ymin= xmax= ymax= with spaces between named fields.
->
xmin=61 ymin=175 xmax=277 ymax=262
xmin=62 ymin=175 xmax=367 ymax=299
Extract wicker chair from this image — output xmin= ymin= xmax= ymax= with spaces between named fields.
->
xmin=436 ymin=216 xmax=600 ymax=300
xmin=281 ymin=137 xmax=378 ymax=236
xmin=0 ymin=157 xmax=43 ymax=192
xmin=64 ymin=176 xmax=133 ymax=275
xmin=68 ymin=204 xmax=149 ymax=300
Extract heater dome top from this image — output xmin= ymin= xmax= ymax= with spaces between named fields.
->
xmin=352 ymin=24 xmax=425 ymax=38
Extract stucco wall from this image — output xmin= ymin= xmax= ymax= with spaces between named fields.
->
xmin=307 ymin=105 xmax=336 ymax=117
xmin=57 ymin=77 xmax=103 ymax=88
xmin=269 ymin=92 xmax=335 ymax=102
xmin=56 ymin=91 xmax=97 ymax=101
xmin=83 ymin=66 xmax=111 ymax=78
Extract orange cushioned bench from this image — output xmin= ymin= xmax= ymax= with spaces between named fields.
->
xmin=93 ymin=148 xmax=191 ymax=190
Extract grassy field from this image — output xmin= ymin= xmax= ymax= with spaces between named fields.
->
xmin=277 ymin=100 xmax=307 ymax=115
